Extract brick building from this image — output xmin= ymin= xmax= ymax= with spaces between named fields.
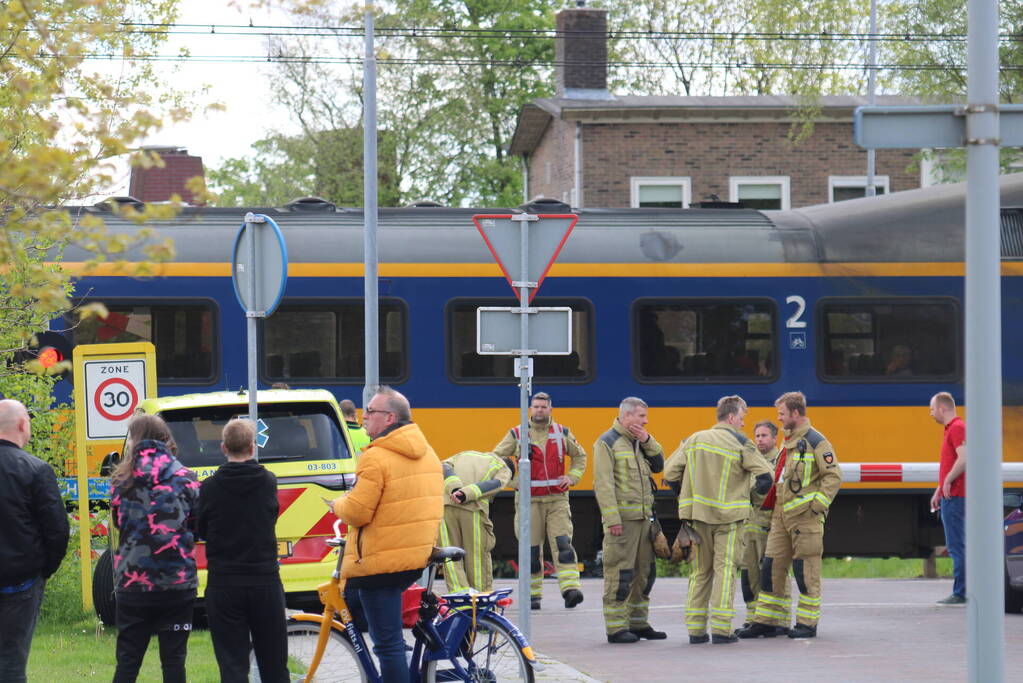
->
xmin=509 ymin=6 xmax=920 ymax=209
xmin=128 ymin=146 xmax=205 ymax=205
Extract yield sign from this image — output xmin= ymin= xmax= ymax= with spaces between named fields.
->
xmin=472 ymin=214 xmax=577 ymax=301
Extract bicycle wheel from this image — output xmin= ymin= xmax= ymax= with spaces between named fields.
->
xmin=421 ymin=616 xmax=535 ymax=683
xmin=253 ymin=619 xmax=369 ymax=682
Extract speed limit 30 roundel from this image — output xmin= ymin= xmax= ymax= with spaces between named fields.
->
xmin=93 ymin=377 xmax=139 ymax=421
xmin=84 ymin=359 xmax=148 ymax=439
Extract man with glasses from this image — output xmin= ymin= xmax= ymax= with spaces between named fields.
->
xmin=329 ymin=387 xmax=443 ymax=682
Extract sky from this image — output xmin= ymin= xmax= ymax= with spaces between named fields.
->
xmin=108 ymin=0 xmax=302 ymax=194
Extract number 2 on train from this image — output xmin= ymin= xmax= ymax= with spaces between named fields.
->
xmin=786 ymin=295 xmax=807 ymax=329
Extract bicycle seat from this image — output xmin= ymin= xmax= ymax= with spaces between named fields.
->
xmin=429 ymin=546 xmax=465 ymax=563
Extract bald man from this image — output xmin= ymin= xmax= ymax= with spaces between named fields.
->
xmin=0 ymin=399 xmax=70 ymax=682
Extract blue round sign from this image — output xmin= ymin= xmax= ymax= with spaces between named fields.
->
xmin=231 ymin=213 xmax=288 ymax=316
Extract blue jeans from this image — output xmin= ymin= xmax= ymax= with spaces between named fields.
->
xmin=0 ymin=579 xmax=44 ymax=683
xmin=941 ymin=496 xmax=966 ymax=597
xmin=349 ymin=586 xmax=409 ymax=683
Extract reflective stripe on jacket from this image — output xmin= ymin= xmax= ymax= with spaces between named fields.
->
xmin=776 ymin=420 xmax=842 ymax=527
xmin=493 ymin=419 xmax=587 ymax=499
xmin=676 ymin=423 xmax=773 ymax=525
xmin=442 ymin=450 xmax=512 ymax=514
xmin=593 ymin=419 xmax=664 ymax=529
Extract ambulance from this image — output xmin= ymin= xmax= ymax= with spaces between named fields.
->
xmin=92 ymin=388 xmax=357 ymax=624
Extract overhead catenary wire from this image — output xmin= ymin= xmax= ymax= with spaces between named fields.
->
xmin=15 ymin=52 xmax=1018 ymax=72
xmin=29 ymin=20 xmax=1023 ymax=43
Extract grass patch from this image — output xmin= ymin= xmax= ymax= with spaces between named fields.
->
xmin=29 ymin=618 xmax=221 ymax=681
xmin=30 ymin=548 xmax=222 ymax=681
xmin=822 ymin=556 xmax=953 ymax=579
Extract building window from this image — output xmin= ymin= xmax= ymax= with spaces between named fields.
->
xmin=818 ymin=298 xmax=959 ymax=381
xmin=829 ymin=175 xmax=890 ymax=202
xmin=448 ymin=298 xmax=593 ymax=383
xmin=728 ymin=176 xmax=790 ymax=210
xmin=72 ymin=301 xmax=217 ymax=382
xmin=263 ymin=299 xmax=407 ymax=383
xmin=633 ymin=299 xmax=776 ymax=382
xmin=630 ymin=177 xmax=691 ymax=208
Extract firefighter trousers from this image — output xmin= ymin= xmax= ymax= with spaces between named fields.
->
xmin=753 ymin=513 xmax=823 ymax=628
xmin=601 ymin=518 xmax=656 ymax=636
xmin=438 ymin=507 xmax=495 ymax=593
xmin=739 ymin=521 xmax=775 ymax=616
xmin=685 ymin=520 xmax=742 ymax=636
xmin=514 ymin=496 xmax=580 ymax=598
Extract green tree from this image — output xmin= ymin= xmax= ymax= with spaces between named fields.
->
xmin=213 ymin=1 xmax=554 ymax=207
xmin=0 ymin=0 xmax=188 ymax=464
xmin=208 ymin=130 xmax=400 ymax=207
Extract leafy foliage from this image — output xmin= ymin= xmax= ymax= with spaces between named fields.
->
xmin=211 ymin=0 xmax=553 ymax=207
xmin=211 ymin=0 xmax=1022 ymax=205
xmin=0 ymin=0 xmax=189 ymax=440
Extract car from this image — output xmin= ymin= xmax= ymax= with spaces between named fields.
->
xmin=92 ymin=388 xmax=358 ymax=625
xmin=1005 ymin=492 xmax=1023 ymax=613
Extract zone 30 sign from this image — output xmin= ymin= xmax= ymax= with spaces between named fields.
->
xmin=84 ymin=359 xmax=146 ymax=438
xmin=73 ymin=341 xmax=157 ymax=443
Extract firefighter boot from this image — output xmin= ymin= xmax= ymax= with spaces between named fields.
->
xmin=788 ymin=623 xmax=817 ymax=639
xmin=629 ymin=626 xmax=667 ymax=640
xmin=736 ymin=622 xmax=788 ymax=639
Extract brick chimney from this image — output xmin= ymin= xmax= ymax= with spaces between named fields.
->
xmin=129 ymin=146 xmax=205 ymax=204
xmin=555 ymin=4 xmax=611 ymax=99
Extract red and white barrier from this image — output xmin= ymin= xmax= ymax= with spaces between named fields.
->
xmin=841 ymin=462 xmax=1023 ymax=483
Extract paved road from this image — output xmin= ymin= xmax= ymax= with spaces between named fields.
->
xmin=497 ymin=577 xmax=1023 ymax=682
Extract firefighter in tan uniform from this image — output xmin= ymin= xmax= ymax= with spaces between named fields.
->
xmin=493 ymin=392 xmax=586 ymax=610
xmin=593 ymin=397 xmax=667 ymax=644
xmin=669 ymin=396 xmax=773 ymax=644
xmin=438 ymin=451 xmax=513 ymax=593
xmin=739 ymin=420 xmax=787 ymax=624
xmin=738 ymin=391 xmax=842 ymax=640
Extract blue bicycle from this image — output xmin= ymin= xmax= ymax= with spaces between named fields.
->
xmin=270 ymin=522 xmax=541 ymax=682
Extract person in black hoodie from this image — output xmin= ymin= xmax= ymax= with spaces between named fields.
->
xmin=196 ymin=418 xmax=288 ymax=683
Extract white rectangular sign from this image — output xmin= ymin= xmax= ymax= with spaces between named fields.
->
xmin=476 ymin=307 xmax=573 ymax=355
xmin=84 ymin=359 xmax=147 ymax=439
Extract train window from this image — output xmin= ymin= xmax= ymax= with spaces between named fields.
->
xmin=262 ymin=299 xmax=407 ymax=383
xmin=818 ymin=298 xmax=959 ymax=381
xmin=632 ymin=299 xmax=777 ymax=382
xmin=72 ymin=301 xmax=217 ymax=382
xmin=447 ymin=298 xmax=593 ymax=383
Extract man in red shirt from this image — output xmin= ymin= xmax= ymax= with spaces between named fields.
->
xmin=929 ymin=392 xmax=966 ymax=604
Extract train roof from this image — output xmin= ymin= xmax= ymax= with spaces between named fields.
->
xmin=61 ymin=173 xmax=1023 ymax=265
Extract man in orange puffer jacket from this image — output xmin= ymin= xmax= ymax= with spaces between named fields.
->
xmin=331 ymin=386 xmax=443 ymax=682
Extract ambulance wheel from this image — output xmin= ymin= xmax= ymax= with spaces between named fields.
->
xmin=93 ymin=550 xmax=116 ymax=626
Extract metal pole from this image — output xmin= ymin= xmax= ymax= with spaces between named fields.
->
xmin=517 ymin=218 xmax=533 ymax=638
xmin=965 ymin=0 xmax=1003 ymax=680
xmin=865 ymin=0 xmax=878 ymax=197
xmin=363 ymin=1 xmax=379 ymax=409
xmin=245 ymin=214 xmax=259 ymax=457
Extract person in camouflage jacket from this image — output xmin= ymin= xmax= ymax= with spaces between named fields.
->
xmin=110 ymin=414 xmax=200 ymax=683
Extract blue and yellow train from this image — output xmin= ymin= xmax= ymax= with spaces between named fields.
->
xmin=51 ymin=175 xmax=1023 ymax=560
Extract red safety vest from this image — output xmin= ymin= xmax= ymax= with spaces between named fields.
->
xmin=761 ymin=447 xmax=788 ymax=511
xmin=512 ymin=423 xmax=568 ymax=497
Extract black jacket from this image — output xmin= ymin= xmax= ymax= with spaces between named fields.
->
xmin=0 ymin=439 xmax=70 ymax=585
xmin=196 ymin=459 xmax=281 ymax=586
